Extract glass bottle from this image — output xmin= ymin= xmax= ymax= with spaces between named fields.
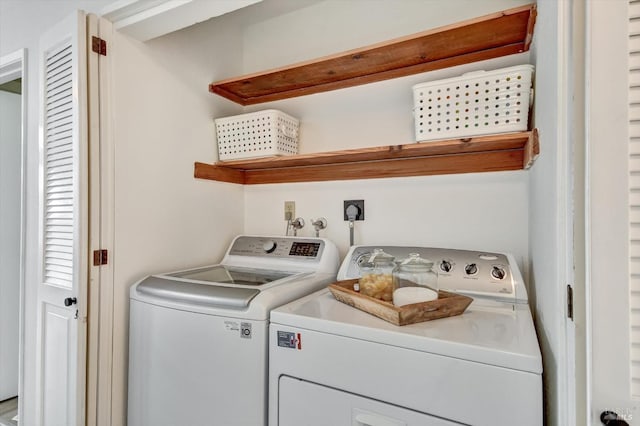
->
xmin=392 ymin=253 xmax=438 ymax=306
xmin=357 ymin=248 xmax=396 ymax=302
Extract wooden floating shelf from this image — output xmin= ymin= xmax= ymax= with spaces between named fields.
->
xmin=209 ymin=3 xmax=536 ymax=105
xmin=194 ymin=130 xmax=539 ymax=185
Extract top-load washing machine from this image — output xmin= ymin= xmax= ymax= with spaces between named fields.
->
xmin=128 ymin=235 xmax=339 ymax=426
xmin=269 ymin=245 xmax=542 ymax=426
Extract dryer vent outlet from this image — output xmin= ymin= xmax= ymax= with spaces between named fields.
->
xmin=343 ymin=200 xmax=365 ymax=221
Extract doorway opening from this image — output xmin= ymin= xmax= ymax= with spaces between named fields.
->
xmin=0 ymin=49 xmax=26 ymax=426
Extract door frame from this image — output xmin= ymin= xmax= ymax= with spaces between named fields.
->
xmin=0 ymin=47 xmax=27 ymax=424
xmin=85 ymin=15 xmax=116 ymax=426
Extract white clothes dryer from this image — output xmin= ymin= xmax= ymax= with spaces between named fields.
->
xmin=269 ymin=245 xmax=542 ymax=426
xmin=128 ymin=235 xmax=339 ymax=426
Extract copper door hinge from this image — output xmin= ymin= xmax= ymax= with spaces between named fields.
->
xmin=91 ymin=36 xmax=107 ymax=56
xmin=93 ymin=249 xmax=108 ymax=266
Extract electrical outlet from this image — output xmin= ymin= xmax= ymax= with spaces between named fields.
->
xmin=343 ymin=200 xmax=365 ymax=221
xmin=284 ymin=201 xmax=295 ymax=221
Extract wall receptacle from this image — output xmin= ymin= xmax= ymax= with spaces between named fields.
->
xmin=343 ymin=200 xmax=365 ymax=221
xmin=284 ymin=201 xmax=295 ymax=221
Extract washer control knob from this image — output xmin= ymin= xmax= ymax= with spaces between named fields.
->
xmin=491 ymin=266 xmax=506 ymax=280
xmin=465 ymin=263 xmax=478 ymax=275
xmin=440 ymin=260 xmax=452 ymax=273
xmin=262 ymin=240 xmax=277 ymax=253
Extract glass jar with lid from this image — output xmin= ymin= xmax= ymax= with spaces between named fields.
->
xmin=357 ymin=248 xmax=395 ymax=302
xmin=392 ymin=253 xmax=439 ymax=306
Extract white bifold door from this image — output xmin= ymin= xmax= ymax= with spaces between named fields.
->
xmin=35 ymin=10 xmax=102 ymax=426
xmin=588 ymin=0 xmax=640 ymax=424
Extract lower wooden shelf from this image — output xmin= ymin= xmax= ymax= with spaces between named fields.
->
xmin=194 ymin=129 xmax=539 ymax=185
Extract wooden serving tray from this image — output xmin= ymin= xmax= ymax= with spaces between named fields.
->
xmin=328 ymin=279 xmax=473 ymax=326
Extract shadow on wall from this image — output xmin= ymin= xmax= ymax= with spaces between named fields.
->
xmin=527 ymin=264 xmax=553 ymax=425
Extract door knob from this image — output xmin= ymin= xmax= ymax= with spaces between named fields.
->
xmin=64 ymin=297 xmax=77 ymax=307
xmin=601 ymin=411 xmax=630 ymax=425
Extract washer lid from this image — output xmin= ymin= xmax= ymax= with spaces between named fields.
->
xmin=270 ymin=290 xmax=542 ymax=374
xmin=135 ymin=276 xmax=260 ymax=309
xmin=168 ymin=265 xmax=293 ymax=286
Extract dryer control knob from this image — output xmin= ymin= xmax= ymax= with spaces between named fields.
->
xmin=263 ymin=241 xmax=277 ymax=253
xmin=440 ymin=260 xmax=452 ymax=273
xmin=465 ymin=263 xmax=478 ymax=275
xmin=491 ymin=266 xmax=506 ymax=280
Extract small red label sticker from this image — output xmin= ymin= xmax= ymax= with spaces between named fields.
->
xmin=277 ymin=330 xmax=302 ymax=350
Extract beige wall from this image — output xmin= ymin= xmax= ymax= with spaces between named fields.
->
xmin=108 ymin=15 xmax=246 ymax=425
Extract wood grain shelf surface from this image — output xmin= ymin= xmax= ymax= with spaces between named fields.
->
xmin=209 ymin=4 xmax=536 ymax=105
xmin=194 ymin=129 xmax=539 ymax=185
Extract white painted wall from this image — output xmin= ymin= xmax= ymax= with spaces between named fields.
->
xmin=240 ymin=0 xmax=532 ymax=269
xmin=244 ymin=173 xmax=529 ymax=267
xmin=528 ymin=1 xmax=569 ymax=425
xmin=0 ymin=89 xmax=21 ymax=401
xmin=108 ymin=14 xmax=246 ymax=426
xmin=243 ymin=0 xmax=533 ymax=73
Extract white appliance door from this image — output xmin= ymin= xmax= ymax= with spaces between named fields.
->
xmin=278 ymin=376 xmax=461 ymax=426
xmin=35 ymin=10 xmax=89 ymax=426
xmin=269 ymin=323 xmax=541 ymax=426
xmin=128 ymin=299 xmax=268 ymax=426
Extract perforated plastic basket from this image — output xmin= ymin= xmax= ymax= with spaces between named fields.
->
xmin=215 ymin=109 xmax=299 ymax=161
xmin=413 ymin=65 xmax=534 ymax=142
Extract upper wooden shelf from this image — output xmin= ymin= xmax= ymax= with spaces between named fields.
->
xmin=209 ymin=4 xmax=536 ymax=105
xmin=194 ymin=130 xmax=539 ymax=185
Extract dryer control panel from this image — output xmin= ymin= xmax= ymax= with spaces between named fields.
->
xmin=337 ymin=246 xmax=527 ymax=303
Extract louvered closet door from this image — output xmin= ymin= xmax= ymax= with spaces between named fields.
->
xmin=35 ymin=11 xmax=89 ymax=426
xmin=589 ymin=0 xmax=638 ymax=424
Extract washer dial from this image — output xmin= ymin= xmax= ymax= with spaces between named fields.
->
xmin=263 ymin=240 xmax=277 ymax=253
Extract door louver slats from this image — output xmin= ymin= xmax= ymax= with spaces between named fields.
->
xmin=629 ymin=0 xmax=640 ymax=398
xmin=43 ymin=38 xmax=75 ymax=290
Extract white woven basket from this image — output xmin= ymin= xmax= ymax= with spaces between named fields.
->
xmin=413 ymin=64 xmax=534 ymax=142
xmin=215 ymin=109 xmax=299 ymax=161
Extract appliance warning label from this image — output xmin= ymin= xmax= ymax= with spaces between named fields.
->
xmin=277 ymin=330 xmax=301 ymax=350
xmin=226 ymin=321 xmax=252 ymax=339
xmin=225 ymin=320 xmax=239 ymax=331
xmin=240 ymin=322 xmax=252 ymax=339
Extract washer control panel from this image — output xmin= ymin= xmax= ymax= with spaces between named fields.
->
xmin=228 ymin=236 xmax=324 ymax=260
xmin=339 ymin=246 xmax=522 ymax=302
